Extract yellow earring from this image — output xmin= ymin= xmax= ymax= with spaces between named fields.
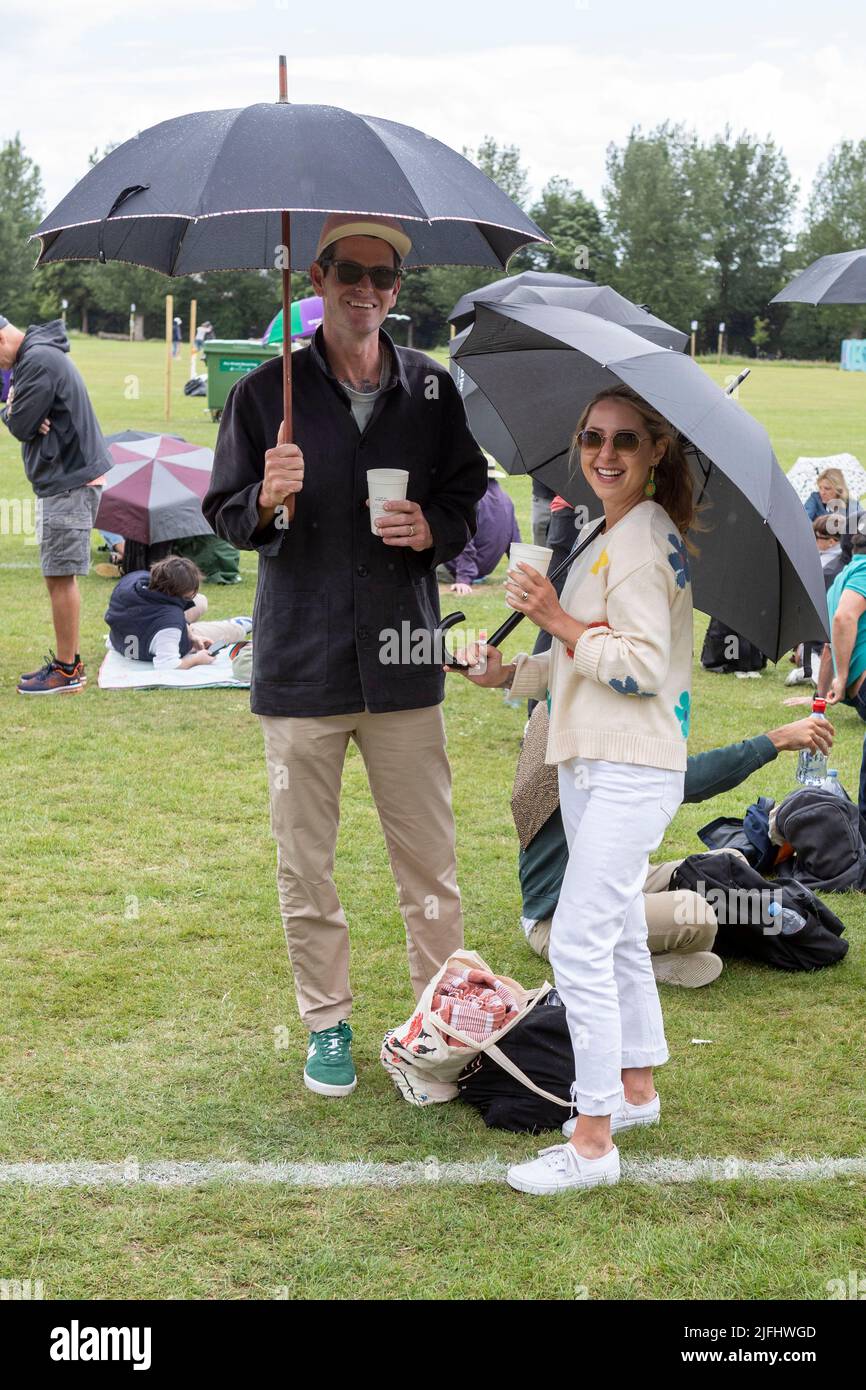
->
xmin=644 ymin=465 xmax=656 ymax=498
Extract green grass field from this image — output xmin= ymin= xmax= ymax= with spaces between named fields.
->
xmin=1 ymin=337 xmax=865 ymax=1301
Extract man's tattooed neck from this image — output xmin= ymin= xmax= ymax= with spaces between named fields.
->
xmin=341 ymin=345 xmax=384 ymax=393
xmin=341 ymin=373 xmax=379 ymax=392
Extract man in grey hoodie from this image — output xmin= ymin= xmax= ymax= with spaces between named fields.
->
xmin=0 ymin=315 xmax=112 ymax=694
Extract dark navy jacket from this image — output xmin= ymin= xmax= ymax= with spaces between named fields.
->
xmin=203 ymin=328 xmax=487 ymax=717
xmin=105 ymin=571 xmax=194 ymax=662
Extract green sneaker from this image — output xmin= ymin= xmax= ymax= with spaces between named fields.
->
xmin=304 ymin=1021 xmax=357 ymax=1097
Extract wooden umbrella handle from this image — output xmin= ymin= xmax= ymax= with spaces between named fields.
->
xmin=280 ymin=208 xmax=295 ymax=522
xmin=278 ymin=57 xmax=296 ymax=522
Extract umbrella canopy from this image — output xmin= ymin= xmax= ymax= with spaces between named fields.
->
xmin=453 ymin=302 xmax=829 ymax=658
xmin=263 ymin=297 xmax=324 ymax=345
xmin=32 ymin=105 xmax=549 ymax=275
xmin=450 ymin=286 xmax=687 ymax=470
xmin=33 ymin=59 xmax=550 ymax=530
xmin=449 ymin=270 xmax=593 ymax=332
xmin=97 ymin=432 xmax=215 ymax=544
xmin=786 ymin=453 xmax=866 ymax=505
xmin=771 ymin=249 xmax=866 ymax=305
xmin=499 ymin=285 xmax=688 ymax=351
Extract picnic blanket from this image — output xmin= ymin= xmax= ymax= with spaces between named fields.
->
xmin=98 ymin=638 xmax=250 ymax=689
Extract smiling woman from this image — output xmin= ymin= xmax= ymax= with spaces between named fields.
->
xmin=450 ymin=383 xmax=699 ymax=1196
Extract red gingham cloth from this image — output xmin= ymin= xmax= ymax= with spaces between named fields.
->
xmin=431 ymin=967 xmax=520 ymax=1048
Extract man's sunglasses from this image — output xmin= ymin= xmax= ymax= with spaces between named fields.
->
xmin=577 ymin=428 xmax=650 ymax=457
xmin=324 ymin=259 xmax=401 ymax=290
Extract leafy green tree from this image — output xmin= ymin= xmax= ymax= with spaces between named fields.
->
xmin=422 ymin=137 xmax=533 ymax=342
xmin=777 ymin=141 xmax=866 ymax=359
xmin=0 ymin=135 xmax=45 ymax=325
xmin=603 ymin=123 xmax=711 ymax=333
xmin=699 ymin=129 xmax=797 ymax=352
xmin=524 ymin=176 xmax=613 ymax=283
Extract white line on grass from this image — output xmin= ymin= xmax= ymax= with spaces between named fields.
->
xmin=0 ymin=1156 xmax=864 ymax=1189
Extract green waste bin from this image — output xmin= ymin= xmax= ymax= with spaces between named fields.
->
xmin=202 ymin=339 xmax=282 ymax=421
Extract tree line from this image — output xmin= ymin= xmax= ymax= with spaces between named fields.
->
xmin=3 ymin=125 xmax=866 ymax=357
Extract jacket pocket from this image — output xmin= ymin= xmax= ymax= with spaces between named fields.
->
xmin=377 ymin=579 xmax=440 ymax=678
xmin=255 ymin=589 xmax=329 ymax=685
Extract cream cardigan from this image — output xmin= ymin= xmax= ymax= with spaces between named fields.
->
xmin=508 ymin=500 xmax=693 ymax=771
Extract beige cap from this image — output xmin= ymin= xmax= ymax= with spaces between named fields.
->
xmin=315 ymin=213 xmax=412 ymax=263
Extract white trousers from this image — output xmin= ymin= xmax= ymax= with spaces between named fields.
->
xmin=550 ymin=756 xmax=685 ymax=1116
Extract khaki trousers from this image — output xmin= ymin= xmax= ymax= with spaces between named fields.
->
xmin=260 ymin=704 xmax=463 ymax=1031
xmin=527 ymin=846 xmax=749 ymax=961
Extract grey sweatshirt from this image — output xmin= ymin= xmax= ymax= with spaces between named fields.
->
xmin=1 ymin=320 xmax=111 ymax=496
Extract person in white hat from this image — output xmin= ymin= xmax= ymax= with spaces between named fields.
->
xmin=204 ymin=212 xmax=487 ymax=1100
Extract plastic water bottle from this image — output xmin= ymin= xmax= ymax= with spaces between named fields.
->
xmin=796 ymin=697 xmax=828 ymax=785
xmin=822 ymin=769 xmax=846 ymax=798
xmin=765 ymin=900 xmax=807 ymax=936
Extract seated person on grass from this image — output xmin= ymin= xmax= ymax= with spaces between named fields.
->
xmin=514 ymin=703 xmax=835 ymax=989
xmin=105 ymin=555 xmax=250 ymax=671
xmin=437 ymin=459 xmax=521 ymax=596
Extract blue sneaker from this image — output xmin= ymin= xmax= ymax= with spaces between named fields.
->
xmin=304 ymin=1021 xmax=357 ymax=1097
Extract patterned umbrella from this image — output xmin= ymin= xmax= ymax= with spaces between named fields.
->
xmin=786 ymin=453 xmax=866 ymax=503
xmin=96 ymin=431 xmax=214 ymax=544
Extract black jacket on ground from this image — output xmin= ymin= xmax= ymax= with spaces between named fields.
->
xmin=203 ymin=328 xmax=487 ymax=717
xmin=1 ymin=320 xmax=111 ymax=496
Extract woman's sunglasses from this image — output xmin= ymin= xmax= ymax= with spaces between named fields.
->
xmin=577 ymin=428 xmax=650 ymax=457
xmin=326 ymin=259 xmax=401 ymax=290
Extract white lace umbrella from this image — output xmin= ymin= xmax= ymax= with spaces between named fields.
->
xmin=786 ymin=453 xmax=866 ymax=504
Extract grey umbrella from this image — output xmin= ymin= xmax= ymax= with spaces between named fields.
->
xmin=771 ymin=249 xmax=866 ymax=305
xmin=450 ymin=284 xmax=687 ymax=469
xmin=32 ymin=57 xmax=549 ymax=523
xmin=449 ymin=270 xmax=593 ymax=332
xmin=452 ymin=301 xmax=829 ymax=658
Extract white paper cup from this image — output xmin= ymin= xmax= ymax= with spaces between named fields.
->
xmin=367 ymin=469 xmax=409 ymax=536
xmin=508 ymin=542 xmax=554 ymax=580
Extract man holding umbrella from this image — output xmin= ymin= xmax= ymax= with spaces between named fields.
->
xmin=204 ymin=214 xmax=487 ymax=1098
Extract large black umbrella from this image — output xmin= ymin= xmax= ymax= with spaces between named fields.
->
xmin=448 ymin=270 xmax=593 ymax=332
xmin=450 ymin=301 xmax=828 ymax=659
xmin=771 ymin=250 xmax=866 ymax=305
xmin=450 ymin=284 xmax=688 ymax=469
xmin=32 ymin=57 xmax=549 ymax=521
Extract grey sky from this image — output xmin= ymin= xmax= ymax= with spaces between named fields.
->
xmin=6 ymin=0 xmax=865 ymax=224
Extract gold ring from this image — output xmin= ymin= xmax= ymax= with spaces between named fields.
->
xmin=409 ymin=524 xmax=416 ymax=536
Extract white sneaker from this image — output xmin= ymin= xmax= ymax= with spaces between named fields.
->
xmin=562 ymin=1094 xmax=660 ymax=1140
xmin=507 ymin=1142 xmax=619 ymax=1195
xmin=652 ymin=950 xmax=723 ymax=988
xmin=785 ymin=667 xmax=807 ymax=686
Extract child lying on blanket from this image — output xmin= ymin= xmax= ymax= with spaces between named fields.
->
xmin=104 ymin=555 xmax=251 ymax=671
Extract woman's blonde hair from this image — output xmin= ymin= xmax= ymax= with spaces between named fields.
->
xmin=816 ymin=467 xmax=848 ymax=502
xmin=570 ymin=385 xmax=701 ymax=550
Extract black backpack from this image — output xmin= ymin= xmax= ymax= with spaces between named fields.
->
xmin=672 ymin=851 xmax=849 ymax=971
xmin=701 ymin=617 xmax=767 ymax=673
xmin=458 ymin=997 xmax=575 ymax=1133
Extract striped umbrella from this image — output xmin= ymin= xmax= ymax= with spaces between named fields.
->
xmin=96 ymin=431 xmax=214 ymax=544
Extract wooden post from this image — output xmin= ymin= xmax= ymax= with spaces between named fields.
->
xmin=189 ymin=298 xmax=198 ymax=379
xmin=717 ymin=321 xmax=725 ymax=366
xmin=165 ymin=295 xmax=173 ymax=420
